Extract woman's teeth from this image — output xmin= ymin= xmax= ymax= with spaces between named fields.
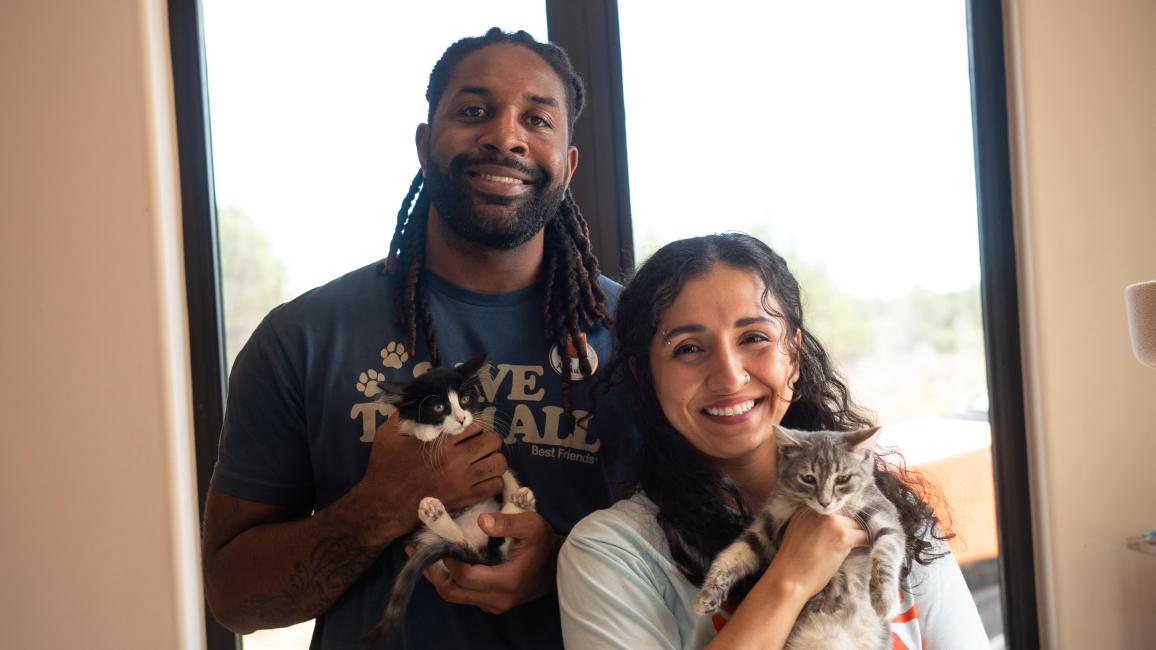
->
xmin=705 ymin=400 xmax=756 ymax=417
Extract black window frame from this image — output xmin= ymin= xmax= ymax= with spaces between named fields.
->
xmin=168 ymin=0 xmax=1037 ymax=647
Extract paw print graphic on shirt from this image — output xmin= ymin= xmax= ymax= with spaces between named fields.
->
xmin=381 ymin=341 xmax=409 ymax=369
xmin=412 ymin=361 xmax=432 ymax=379
xmin=356 ymin=369 xmax=387 ymax=398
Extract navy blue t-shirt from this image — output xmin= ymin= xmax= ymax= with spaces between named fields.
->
xmin=211 ymin=261 xmax=635 ymax=649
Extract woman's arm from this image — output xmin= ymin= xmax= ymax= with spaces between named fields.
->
xmin=706 ymin=509 xmax=869 ymax=650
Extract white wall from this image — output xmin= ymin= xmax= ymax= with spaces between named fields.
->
xmin=0 ymin=1 xmax=203 ymax=648
xmin=1008 ymin=0 xmax=1156 ymax=647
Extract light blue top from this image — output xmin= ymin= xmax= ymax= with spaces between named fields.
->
xmin=558 ymin=493 xmax=991 ymax=649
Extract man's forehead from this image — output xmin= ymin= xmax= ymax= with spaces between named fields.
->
xmin=441 ymin=44 xmax=567 ymax=108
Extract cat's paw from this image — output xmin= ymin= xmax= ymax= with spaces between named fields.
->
xmin=695 ymin=571 xmax=730 ymax=615
xmin=511 ymin=487 xmax=536 ymax=512
xmin=380 ymin=342 xmax=409 ymax=369
xmin=694 ymin=586 xmax=724 ymax=616
xmin=868 ymin=573 xmax=898 ymax=618
xmin=356 ymin=369 xmax=385 ymax=397
xmin=418 ymin=497 xmax=447 ymax=526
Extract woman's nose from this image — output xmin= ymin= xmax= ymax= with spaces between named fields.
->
xmin=706 ymin=347 xmax=749 ymax=394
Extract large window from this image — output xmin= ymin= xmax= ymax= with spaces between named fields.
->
xmin=173 ymin=1 xmax=1034 ymax=647
xmin=618 ymin=2 xmax=1001 ymax=644
xmin=200 ymin=2 xmax=549 ymax=646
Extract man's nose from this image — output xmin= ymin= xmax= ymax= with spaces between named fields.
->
xmin=479 ymin=111 xmax=527 ymax=155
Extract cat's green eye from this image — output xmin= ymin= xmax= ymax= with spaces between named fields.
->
xmin=800 ymin=474 xmax=816 ymax=484
xmin=432 ymin=402 xmax=445 ymax=413
xmin=835 ymin=474 xmax=852 ymax=484
xmin=460 ymin=394 xmax=473 ymax=406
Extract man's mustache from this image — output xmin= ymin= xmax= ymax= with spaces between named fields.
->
xmin=448 ymin=154 xmax=546 ymax=185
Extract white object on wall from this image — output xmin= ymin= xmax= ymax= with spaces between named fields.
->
xmin=1125 ymin=279 xmax=1156 ymax=368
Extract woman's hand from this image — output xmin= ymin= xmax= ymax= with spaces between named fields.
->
xmin=766 ymin=508 xmax=870 ymax=599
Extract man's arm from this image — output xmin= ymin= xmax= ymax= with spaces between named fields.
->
xmin=202 ymin=419 xmax=508 ymax=634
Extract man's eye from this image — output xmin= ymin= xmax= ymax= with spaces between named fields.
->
xmin=462 ymin=106 xmax=486 ymax=118
xmin=527 ymin=114 xmax=550 ymax=128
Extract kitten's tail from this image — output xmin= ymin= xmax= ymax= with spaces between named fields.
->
xmin=360 ymin=540 xmax=483 ymax=645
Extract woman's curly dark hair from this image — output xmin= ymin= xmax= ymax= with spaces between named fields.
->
xmin=601 ymin=232 xmax=951 ymax=589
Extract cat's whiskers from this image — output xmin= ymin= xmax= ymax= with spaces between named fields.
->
xmin=485 ymin=410 xmax=513 ymax=439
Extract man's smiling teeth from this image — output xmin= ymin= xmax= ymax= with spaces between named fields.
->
xmin=479 ymin=173 xmax=523 ymax=185
xmin=705 ymin=400 xmax=756 ymax=417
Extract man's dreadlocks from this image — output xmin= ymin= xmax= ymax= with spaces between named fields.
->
xmin=382 ymin=28 xmax=612 ymax=416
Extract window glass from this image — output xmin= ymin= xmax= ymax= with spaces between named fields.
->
xmin=619 ymin=2 xmax=1002 ymax=645
xmin=201 ymin=2 xmax=548 ymax=646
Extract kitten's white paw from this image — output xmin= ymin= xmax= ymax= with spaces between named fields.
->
xmin=418 ymin=497 xmax=447 ymax=526
xmin=511 ymin=487 xmax=536 ymax=512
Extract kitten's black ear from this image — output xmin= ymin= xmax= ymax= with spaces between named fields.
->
xmin=375 ymin=380 xmax=410 ymax=404
xmin=845 ymin=426 xmax=882 ymax=451
xmin=456 ymin=354 xmax=489 ymax=379
xmin=773 ymin=424 xmax=803 ymax=448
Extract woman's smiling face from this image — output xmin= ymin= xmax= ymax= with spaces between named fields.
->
xmin=649 ymin=263 xmax=799 ymax=464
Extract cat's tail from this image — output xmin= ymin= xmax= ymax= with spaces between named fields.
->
xmin=360 ymin=540 xmax=483 ymax=646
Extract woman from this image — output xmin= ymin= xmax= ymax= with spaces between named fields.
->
xmin=557 ymin=234 xmax=988 ymax=649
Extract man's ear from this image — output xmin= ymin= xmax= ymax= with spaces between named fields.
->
xmin=415 ymin=123 xmax=431 ymax=176
xmin=564 ymin=145 xmax=579 ymax=190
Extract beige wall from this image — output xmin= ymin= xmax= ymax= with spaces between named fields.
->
xmin=0 ymin=1 xmax=202 ymax=649
xmin=1008 ymin=0 xmax=1156 ymax=647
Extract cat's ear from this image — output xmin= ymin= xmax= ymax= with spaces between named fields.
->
xmin=773 ymin=424 xmax=804 ymax=448
xmin=456 ymin=354 xmax=489 ymax=379
xmin=845 ymin=426 xmax=882 ymax=451
xmin=375 ymin=381 xmax=410 ymax=404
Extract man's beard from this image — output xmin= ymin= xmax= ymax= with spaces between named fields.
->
xmin=423 ymin=153 xmax=566 ymax=251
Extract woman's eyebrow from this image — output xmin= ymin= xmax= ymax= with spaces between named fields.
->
xmin=662 ymin=316 xmax=776 ymax=342
xmin=735 ymin=316 xmax=776 ymax=328
xmin=661 ymin=324 xmax=705 ymax=342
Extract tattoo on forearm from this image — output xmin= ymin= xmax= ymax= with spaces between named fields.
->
xmin=241 ymin=535 xmax=379 ymax=623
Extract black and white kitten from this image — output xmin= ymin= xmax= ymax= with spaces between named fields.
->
xmin=361 ymin=354 xmax=536 ymax=644
xmin=695 ymin=425 xmax=906 ymax=650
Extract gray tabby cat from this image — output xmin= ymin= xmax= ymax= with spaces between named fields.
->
xmin=694 ymin=425 xmax=906 ymax=650
xmin=361 ymin=355 xmax=537 ymax=645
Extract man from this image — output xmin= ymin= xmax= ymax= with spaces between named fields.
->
xmin=201 ymin=28 xmax=631 ymax=649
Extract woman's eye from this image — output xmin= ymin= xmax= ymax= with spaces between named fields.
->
xmin=800 ymin=474 xmax=816 ymax=485
xmin=740 ymin=332 xmax=771 ymax=345
xmin=672 ymin=342 xmax=702 ymax=356
xmin=835 ymin=474 xmax=851 ymax=484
